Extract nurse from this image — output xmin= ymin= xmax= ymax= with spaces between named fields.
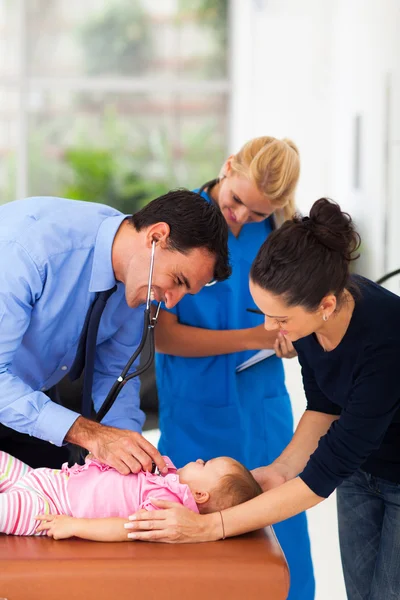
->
xmin=155 ymin=137 xmax=315 ymax=600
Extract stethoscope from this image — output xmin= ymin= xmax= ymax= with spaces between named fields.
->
xmin=94 ymin=240 xmax=161 ymax=423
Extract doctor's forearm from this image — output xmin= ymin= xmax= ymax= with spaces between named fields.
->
xmin=0 ymin=370 xmax=80 ymax=446
xmin=64 ymin=416 xmax=103 ymax=448
xmin=155 ymin=323 xmax=276 ymax=357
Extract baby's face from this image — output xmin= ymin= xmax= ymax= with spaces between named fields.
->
xmin=177 ymin=457 xmax=237 ymax=493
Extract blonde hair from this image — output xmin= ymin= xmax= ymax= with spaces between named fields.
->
xmin=229 ymin=136 xmax=300 ymax=225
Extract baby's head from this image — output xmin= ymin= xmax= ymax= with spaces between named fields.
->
xmin=177 ymin=457 xmax=262 ymax=514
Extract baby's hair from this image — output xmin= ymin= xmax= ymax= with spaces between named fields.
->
xmin=199 ymin=462 xmax=262 ymax=514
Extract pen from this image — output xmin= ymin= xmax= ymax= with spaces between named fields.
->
xmin=246 ymin=308 xmax=264 ymax=315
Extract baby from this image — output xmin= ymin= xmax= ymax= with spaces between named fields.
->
xmin=0 ymin=450 xmax=261 ymax=539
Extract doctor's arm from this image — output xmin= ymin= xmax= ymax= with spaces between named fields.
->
xmin=155 ymin=309 xmax=294 ymax=357
xmin=0 ymin=242 xmax=80 ymax=446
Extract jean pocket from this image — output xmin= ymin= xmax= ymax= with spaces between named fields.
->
xmin=375 ymin=475 xmax=400 ymax=489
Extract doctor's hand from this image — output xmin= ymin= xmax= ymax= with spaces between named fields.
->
xmin=65 ymin=417 xmax=167 ymax=476
xmin=124 ymin=499 xmax=220 ymax=544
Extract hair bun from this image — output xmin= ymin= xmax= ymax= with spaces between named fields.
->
xmin=307 ymin=198 xmax=360 ymax=262
xmin=282 ymin=138 xmax=299 ymax=156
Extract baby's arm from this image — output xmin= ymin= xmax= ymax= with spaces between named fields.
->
xmin=35 ymin=491 xmax=184 ymax=541
xmin=35 ymin=514 xmax=130 ymax=542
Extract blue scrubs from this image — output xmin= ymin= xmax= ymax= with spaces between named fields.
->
xmin=156 ymin=188 xmax=315 ymax=600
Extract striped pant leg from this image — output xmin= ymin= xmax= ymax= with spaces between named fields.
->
xmin=0 ymin=468 xmax=72 ymax=536
xmin=0 ymin=487 xmax=51 ymax=535
xmin=0 ymin=450 xmax=32 ymax=493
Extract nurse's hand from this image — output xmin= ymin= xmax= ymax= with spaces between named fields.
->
xmin=274 ymin=331 xmax=297 ymax=359
xmin=247 ymin=324 xmax=281 ymax=350
xmin=251 ymin=463 xmax=288 ymax=492
xmin=124 ymin=499 xmax=221 ymax=543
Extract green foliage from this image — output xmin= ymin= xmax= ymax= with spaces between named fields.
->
xmin=62 ymin=149 xmax=115 ymax=202
xmin=60 ymin=107 xmax=225 ymax=213
xmin=62 ymin=147 xmax=169 ymax=214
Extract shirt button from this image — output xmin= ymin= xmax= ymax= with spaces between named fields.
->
xmin=171 ymin=475 xmax=177 ymax=481
xmin=61 ymin=365 xmax=68 ymax=371
xmin=41 ymin=387 xmax=47 ymax=392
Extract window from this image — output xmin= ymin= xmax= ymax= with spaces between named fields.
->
xmin=0 ymin=0 xmax=230 ymax=211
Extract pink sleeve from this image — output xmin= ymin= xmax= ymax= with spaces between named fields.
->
xmin=138 ymin=488 xmax=184 ymax=512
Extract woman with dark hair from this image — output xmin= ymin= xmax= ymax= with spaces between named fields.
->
xmin=128 ymin=198 xmax=400 ymax=600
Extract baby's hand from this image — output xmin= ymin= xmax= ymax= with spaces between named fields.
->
xmin=35 ymin=514 xmax=77 ymax=540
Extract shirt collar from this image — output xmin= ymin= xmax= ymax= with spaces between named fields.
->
xmin=89 ymin=215 xmax=128 ymax=293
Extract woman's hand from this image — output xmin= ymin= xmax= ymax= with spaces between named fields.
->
xmin=246 ymin=326 xmax=297 ymax=358
xmin=124 ymin=499 xmax=221 ymax=543
xmin=35 ymin=514 xmax=77 ymax=540
xmin=251 ymin=463 xmax=289 ymax=492
xmin=274 ymin=331 xmax=297 ymax=359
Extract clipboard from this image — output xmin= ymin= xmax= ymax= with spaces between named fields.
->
xmin=236 ymin=348 xmax=275 ymax=373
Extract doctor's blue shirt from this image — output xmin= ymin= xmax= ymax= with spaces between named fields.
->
xmin=0 ymin=197 xmax=145 ymax=446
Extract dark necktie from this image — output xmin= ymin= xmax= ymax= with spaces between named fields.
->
xmin=69 ymin=286 xmax=117 ymax=418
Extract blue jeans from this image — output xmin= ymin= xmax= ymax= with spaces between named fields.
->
xmin=337 ymin=469 xmax=400 ymax=600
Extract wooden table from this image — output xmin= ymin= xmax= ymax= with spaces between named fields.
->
xmin=0 ymin=528 xmax=289 ymax=600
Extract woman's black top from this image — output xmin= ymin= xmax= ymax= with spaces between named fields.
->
xmin=295 ymin=277 xmax=400 ymax=497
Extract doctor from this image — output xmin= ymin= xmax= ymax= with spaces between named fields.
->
xmin=155 ymin=137 xmax=314 ymax=600
xmin=0 ymin=190 xmax=230 ymax=474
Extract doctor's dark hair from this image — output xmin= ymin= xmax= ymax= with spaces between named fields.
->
xmin=131 ymin=189 xmax=231 ymax=282
xmin=250 ymin=198 xmax=361 ymax=310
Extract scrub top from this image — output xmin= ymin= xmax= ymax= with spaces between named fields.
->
xmin=156 ymin=186 xmax=291 ymax=469
xmin=155 ymin=185 xmax=315 ymax=600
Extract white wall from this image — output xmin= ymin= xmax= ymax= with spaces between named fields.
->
xmin=330 ymin=0 xmax=400 ymax=278
xmin=231 ymin=0 xmax=400 ymax=279
xmin=230 ymin=0 xmax=336 ymax=214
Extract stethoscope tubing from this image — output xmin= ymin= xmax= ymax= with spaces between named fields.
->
xmin=95 ymin=241 xmax=161 ymax=423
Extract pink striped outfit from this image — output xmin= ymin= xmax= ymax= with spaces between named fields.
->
xmin=0 ymin=451 xmax=198 ymax=536
xmin=0 ymin=451 xmax=71 ymax=535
